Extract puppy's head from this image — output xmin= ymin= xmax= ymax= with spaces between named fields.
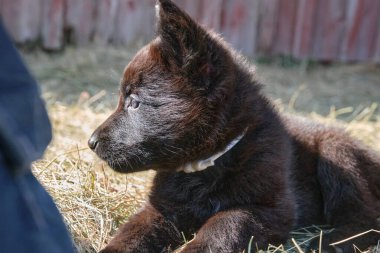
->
xmin=89 ymin=0 xmax=238 ymax=173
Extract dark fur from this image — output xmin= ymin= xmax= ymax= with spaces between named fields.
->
xmin=89 ymin=1 xmax=380 ymax=252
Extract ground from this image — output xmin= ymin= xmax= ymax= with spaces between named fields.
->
xmin=22 ymin=46 xmax=380 ymax=252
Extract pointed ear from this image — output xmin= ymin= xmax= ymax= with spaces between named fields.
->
xmin=156 ymin=0 xmax=204 ymax=64
xmin=156 ymin=0 xmax=225 ymax=90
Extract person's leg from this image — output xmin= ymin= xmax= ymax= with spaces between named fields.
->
xmin=0 ymin=21 xmax=75 ymax=253
xmin=0 ymin=157 xmax=75 ymax=253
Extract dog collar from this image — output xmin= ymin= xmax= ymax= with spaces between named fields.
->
xmin=176 ymin=129 xmax=247 ymax=173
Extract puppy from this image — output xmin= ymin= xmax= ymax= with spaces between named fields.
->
xmin=89 ymin=0 xmax=380 ymax=252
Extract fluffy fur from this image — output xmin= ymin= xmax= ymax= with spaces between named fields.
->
xmin=89 ymin=1 xmax=380 ymax=252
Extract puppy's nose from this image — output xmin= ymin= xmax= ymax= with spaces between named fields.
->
xmin=88 ymin=134 xmax=99 ymax=150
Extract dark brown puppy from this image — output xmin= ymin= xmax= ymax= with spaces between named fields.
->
xmin=88 ymin=1 xmax=380 ymax=252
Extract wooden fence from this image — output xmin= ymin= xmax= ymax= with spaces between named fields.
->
xmin=0 ymin=0 xmax=379 ymax=63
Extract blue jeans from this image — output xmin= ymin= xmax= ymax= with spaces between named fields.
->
xmin=0 ymin=157 xmax=75 ymax=253
xmin=0 ymin=21 xmax=75 ymax=253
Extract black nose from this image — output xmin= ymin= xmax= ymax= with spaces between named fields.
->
xmin=88 ymin=134 xmax=99 ymax=150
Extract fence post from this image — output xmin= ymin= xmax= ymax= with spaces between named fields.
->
xmin=41 ymin=0 xmax=65 ymax=50
xmin=256 ymin=0 xmax=280 ymax=55
xmin=65 ymin=0 xmax=95 ymax=46
xmin=273 ymin=0 xmax=298 ymax=56
xmin=311 ymin=0 xmax=346 ymax=61
xmin=340 ymin=0 xmax=380 ymax=62
xmin=0 ymin=0 xmax=41 ymax=44
xmin=221 ymin=0 xmax=259 ymax=57
xmin=292 ymin=0 xmax=318 ymax=59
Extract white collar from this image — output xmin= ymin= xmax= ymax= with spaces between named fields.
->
xmin=176 ymin=129 xmax=247 ymax=173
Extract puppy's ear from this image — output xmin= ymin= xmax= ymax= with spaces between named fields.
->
xmin=156 ymin=0 xmax=225 ymax=91
xmin=156 ymin=0 xmax=203 ymax=64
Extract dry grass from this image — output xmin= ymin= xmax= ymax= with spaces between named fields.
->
xmin=23 ymin=47 xmax=380 ymax=252
xmin=32 ymin=103 xmax=154 ymax=252
xmin=31 ymin=100 xmax=380 ymax=253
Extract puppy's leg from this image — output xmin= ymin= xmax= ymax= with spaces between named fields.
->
xmin=179 ymin=208 xmax=292 ymax=253
xmin=310 ymin=149 xmax=380 ymax=253
xmin=100 ymin=204 xmax=182 ymax=253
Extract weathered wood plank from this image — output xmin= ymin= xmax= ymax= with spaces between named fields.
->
xmin=198 ymin=0 xmax=223 ymax=32
xmin=0 ymin=0 xmax=378 ymax=62
xmin=1 ymin=0 xmax=22 ymax=40
xmin=256 ymin=0 xmax=280 ymax=55
xmin=373 ymin=10 xmax=380 ymax=63
xmin=174 ymin=0 xmax=202 ymax=21
xmin=221 ymin=0 xmax=259 ymax=57
xmin=340 ymin=0 xmax=380 ymax=61
xmin=93 ymin=0 xmax=119 ymax=45
xmin=139 ymin=0 xmax=156 ymax=43
xmin=41 ymin=0 xmax=65 ymax=50
xmin=65 ymin=0 xmax=95 ymax=46
xmin=355 ymin=0 xmax=380 ymax=61
xmin=0 ymin=0 xmax=2 ymax=11
xmin=312 ymin=0 xmax=346 ymax=60
xmin=1 ymin=0 xmax=41 ymax=43
xmin=273 ymin=0 xmax=298 ymax=55
xmin=114 ymin=0 xmax=139 ymax=45
xmin=292 ymin=0 xmax=318 ymax=59
xmin=340 ymin=0 xmax=360 ymax=61
xmin=114 ymin=0 xmax=155 ymax=45
xmin=174 ymin=0 xmax=222 ymax=32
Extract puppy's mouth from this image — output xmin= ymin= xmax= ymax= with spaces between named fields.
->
xmin=105 ymin=159 xmax=144 ymax=173
xmin=91 ymin=141 xmax=152 ymax=173
xmin=102 ymin=153 xmax=152 ymax=173
xmin=89 ymin=135 xmax=192 ymax=173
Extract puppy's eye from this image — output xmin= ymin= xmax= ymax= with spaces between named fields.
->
xmin=126 ymin=96 xmax=140 ymax=110
xmin=130 ymin=98 xmax=140 ymax=109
